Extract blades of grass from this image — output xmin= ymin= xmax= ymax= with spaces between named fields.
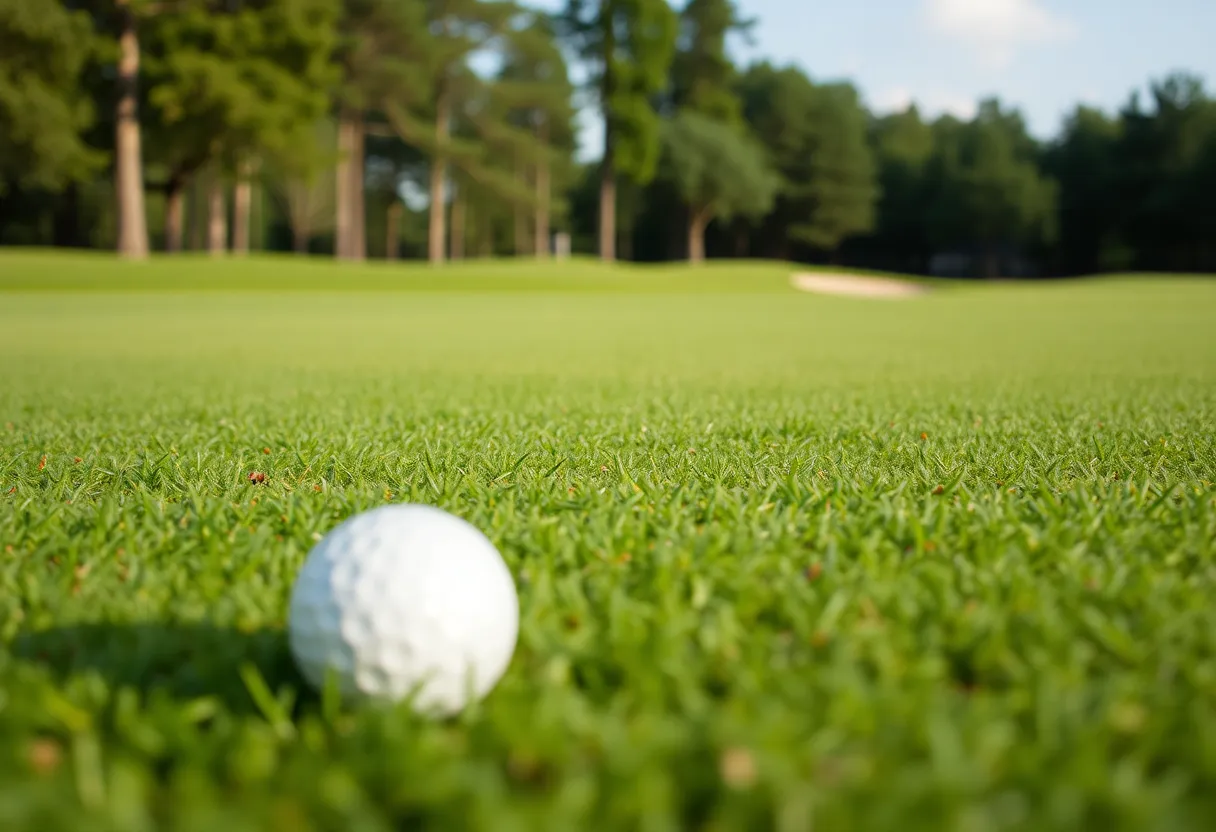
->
xmin=239 ymin=663 xmax=296 ymax=740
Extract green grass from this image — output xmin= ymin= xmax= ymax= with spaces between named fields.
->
xmin=1 ymin=252 xmax=1215 ymax=830
xmin=0 ymin=249 xmax=803 ymax=293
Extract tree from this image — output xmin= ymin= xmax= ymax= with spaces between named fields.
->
xmin=926 ymin=100 xmax=1058 ymax=277
xmin=384 ymin=0 xmax=522 ymax=262
xmin=494 ymin=12 xmax=578 ymax=257
xmin=739 ymin=64 xmax=878 ymax=260
xmin=793 ymin=82 xmax=878 ymax=256
xmin=660 ymin=110 xmax=777 ymax=262
xmin=333 ymin=0 xmax=427 ymax=261
xmin=138 ymin=0 xmax=339 ymax=254
xmin=263 ymin=119 xmax=338 ymax=253
xmin=0 ymin=0 xmax=103 ymax=197
xmin=1113 ymin=74 xmax=1216 ymax=271
xmin=1043 ymin=105 xmax=1123 ymax=274
xmin=867 ymin=105 xmax=935 ymax=272
xmin=114 ymin=0 xmax=151 ymax=259
xmin=669 ymin=0 xmax=752 ymax=124
xmin=562 ymin=0 xmax=677 ymax=261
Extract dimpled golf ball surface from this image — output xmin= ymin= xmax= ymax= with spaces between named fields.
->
xmin=288 ymin=504 xmax=519 ymax=714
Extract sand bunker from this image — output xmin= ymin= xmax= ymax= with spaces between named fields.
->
xmin=791 ymin=272 xmax=928 ymax=299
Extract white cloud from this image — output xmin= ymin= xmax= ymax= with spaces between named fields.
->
xmin=870 ymin=87 xmax=978 ymax=121
xmin=924 ymin=0 xmax=1075 ymax=68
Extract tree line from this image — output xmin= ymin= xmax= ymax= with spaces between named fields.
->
xmin=2 ymin=0 xmax=1214 ymax=277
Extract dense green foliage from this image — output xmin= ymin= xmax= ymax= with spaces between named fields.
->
xmin=668 ymin=0 xmax=750 ymax=126
xmin=660 ymin=111 xmax=777 ymax=261
xmin=0 ymin=0 xmax=102 ymax=195
xmin=1 ymin=2 xmax=1215 ymax=275
xmin=1 ymin=254 xmax=1215 ymax=828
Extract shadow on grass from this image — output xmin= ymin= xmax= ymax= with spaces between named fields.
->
xmin=9 ymin=622 xmax=307 ymax=716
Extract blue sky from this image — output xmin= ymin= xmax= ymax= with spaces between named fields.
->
xmin=532 ymin=0 xmax=1216 ymax=160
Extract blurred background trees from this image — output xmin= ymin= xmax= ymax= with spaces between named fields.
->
xmin=2 ymin=0 xmax=1215 ymax=277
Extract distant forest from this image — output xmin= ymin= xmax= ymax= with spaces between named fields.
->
xmin=2 ymin=0 xmax=1214 ymax=277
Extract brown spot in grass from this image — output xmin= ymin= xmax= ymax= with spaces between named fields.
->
xmin=313 ymin=484 xmax=322 ymax=492
xmin=932 ymin=485 xmax=945 ymax=495
xmin=923 ymin=541 xmax=937 ymax=552
xmin=805 ymin=562 xmax=822 ymax=581
xmin=73 ymin=457 xmax=83 ymax=464
xmin=719 ymin=747 xmax=757 ymax=789
xmin=27 ymin=739 xmax=62 ymax=776
xmin=811 ymin=630 xmax=831 ymax=648
xmin=39 ymin=456 xmax=47 ymax=470
xmin=6 ymin=487 xmax=14 ymax=495
xmin=262 ymin=447 xmax=271 ymax=455
xmin=920 ymin=432 xmax=928 ymax=441
xmin=248 ymin=471 xmax=266 ymax=484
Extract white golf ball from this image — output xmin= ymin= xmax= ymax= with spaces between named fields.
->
xmin=287 ymin=504 xmax=519 ymax=714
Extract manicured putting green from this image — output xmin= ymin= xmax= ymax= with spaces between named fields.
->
xmin=1 ymin=253 xmax=1214 ymax=829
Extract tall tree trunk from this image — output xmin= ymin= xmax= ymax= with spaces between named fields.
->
xmin=207 ymin=171 xmax=226 ymax=255
xmin=599 ymin=140 xmax=616 ymax=263
xmin=115 ymin=1 xmax=148 ymax=260
xmin=534 ymin=119 xmax=550 ymax=258
xmin=428 ymin=88 xmax=450 ymax=265
xmin=450 ymin=194 xmax=465 ymax=260
xmin=164 ymin=174 xmax=186 ymax=253
xmin=232 ymin=157 xmax=253 ymax=255
xmin=513 ymin=151 xmax=528 ymax=256
xmin=188 ymin=179 xmax=204 ymax=251
xmin=688 ymin=208 xmax=709 ymax=264
xmin=598 ymin=20 xmax=616 ymax=262
xmin=351 ymin=112 xmax=366 ymax=261
xmin=385 ymin=200 xmax=401 ymax=261
xmin=335 ymin=107 xmax=356 ymax=260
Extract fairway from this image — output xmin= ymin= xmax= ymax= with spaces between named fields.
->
xmin=2 ymin=254 xmax=1216 ymax=829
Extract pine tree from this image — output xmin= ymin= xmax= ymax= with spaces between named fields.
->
xmin=0 ymin=0 xmax=103 ymax=197
xmin=669 ymin=0 xmax=752 ymax=124
xmin=383 ymin=0 xmax=530 ymax=264
xmin=493 ymin=12 xmax=578 ymax=257
xmin=561 ymin=0 xmax=677 ymax=261
xmin=138 ymin=0 xmax=339 ymax=253
xmin=333 ymin=0 xmax=427 ymax=261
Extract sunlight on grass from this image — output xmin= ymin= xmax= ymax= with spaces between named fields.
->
xmin=1 ymin=254 xmax=1214 ymax=828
